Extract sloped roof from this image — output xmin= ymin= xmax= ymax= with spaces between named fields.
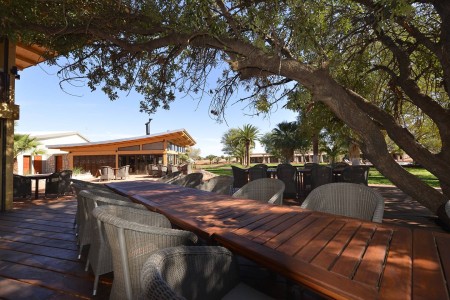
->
xmin=24 ymin=131 xmax=90 ymax=142
xmin=48 ymin=129 xmax=196 ymax=150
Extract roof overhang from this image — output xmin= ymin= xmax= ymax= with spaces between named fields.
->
xmin=15 ymin=43 xmax=52 ymax=70
xmin=49 ymin=129 xmax=196 ymax=151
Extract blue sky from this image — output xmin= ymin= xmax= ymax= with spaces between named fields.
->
xmin=15 ymin=62 xmax=298 ymax=156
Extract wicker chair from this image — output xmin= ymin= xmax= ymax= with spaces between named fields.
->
xmin=44 ymin=172 xmax=62 ymax=198
xmin=310 ymin=165 xmax=333 ymax=190
xmin=232 ymin=178 xmax=285 ymax=205
xmin=248 ymin=166 xmax=267 ymax=181
xmin=99 ymin=166 xmax=115 ymax=181
xmin=116 ymin=165 xmax=130 ymax=180
xmin=59 ymin=169 xmax=73 ymax=195
xmin=341 ymin=166 xmax=370 ymax=185
xmin=81 ymin=190 xmax=146 ymax=296
xmin=301 ymin=183 xmax=385 ymax=223
xmin=276 ymin=163 xmax=297 ymax=199
xmin=231 ymin=166 xmax=248 ymax=192
xmin=302 ymin=163 xmax=319 ymax=191
xmin=140 ymin=246 xmax=274 ymax=300
xmin=13 ymin=174 xmax=32 ymax=199
xmin=170 ymin=173 xmax=203 ymax=188
xmin=75 ymin=185 xmax=131 ymax=258
xmin=196 ymin=175 xmax=234 ymax=195
xmin=92 ymin=205 xmax=198 ymax=300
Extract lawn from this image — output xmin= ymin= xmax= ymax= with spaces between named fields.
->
xmin=198 ymin=164 xmax=440 ymax=188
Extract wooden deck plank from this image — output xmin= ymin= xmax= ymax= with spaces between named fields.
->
xmin=435 ymin=232 xmax=450 ymax=295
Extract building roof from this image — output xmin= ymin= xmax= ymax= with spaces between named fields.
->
xmin=48 ymin=129 xmax=196 ymax=150
xmin=24 ymin=131 xmax=90 ymax=142
xmin=15 ymin=43 xmax=53 ymax=70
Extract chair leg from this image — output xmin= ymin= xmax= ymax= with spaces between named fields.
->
xmin=85 ymin=259 xmax=90 ymax=272
xmin=78 ymin=245 xmax=84 ymax=259
xmin=93 ymin=275 xmax=99 ymax=296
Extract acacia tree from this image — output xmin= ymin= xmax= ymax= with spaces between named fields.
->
xmin=3 ymin=1 xmax=450 ymax=223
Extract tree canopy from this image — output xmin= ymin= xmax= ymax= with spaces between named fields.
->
xmin=3 ymin=0 xmax=450 ymax=222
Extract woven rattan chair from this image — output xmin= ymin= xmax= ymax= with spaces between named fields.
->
xmin=311 ymin=165 xmax=333 ymax=190
xmin=341 ymin=166 xmax=370 ymax=185
xmin=99 ymin=166 xmax=115 ymax=181
xmin=232 ymin=178 xmax=285 ymax=205
xmin=248 ymin=166 xmax=267 ymax=181
xmin=196 ymin=175 xmax=233 ymax=195
xmin=75 ymin=185 xmax=131 ymax=258
xmin=44 ymin=172 xmax=62 ymax=198
xmin=13 ymin=174 xmax=32 ymax=199
xmin=81 ymin=190 xmax=146 ymax=295
xmin=116 ymin=165 xmax=130 ymax=180
xmin=170 ymin=172 xmax=203 ymax=188
xmin=140 ymin=246 xmax=274 ymax=300
xmin=231 ymin=166 xmax=248 ymax=192
xmin=92 ymin=205 xmax=198 ymax=300
xmin=276 ymin=163 xmax=298 ymax=199
xmin=301 ymin=182 xmax=385 ymax=223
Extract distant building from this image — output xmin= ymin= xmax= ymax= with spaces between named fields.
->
xmin=15 ymin=131 xmax=90 ymax=175
xmin=48 ymin=129 xmax=195 ymax=176
xmin=250 ymin=151 xmax=328 ymax=164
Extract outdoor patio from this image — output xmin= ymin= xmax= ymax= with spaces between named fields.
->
xmin=0 ymin=178 xmax=446 ymax=299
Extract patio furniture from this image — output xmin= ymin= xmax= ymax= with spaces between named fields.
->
xmin=92 ymin=205 xmax=198 ymax=300
xmin=196 ymin=175 xmax=234 ymax=195
xmin=141 ymin=246 xmax=274 ymax=300
xmin=310 ymin=165 xmax=333 ymax=190
xmin=59 ymin=169 xmax=73 ymax=195
xmin=81 ymin=190 xmax=146 ymax=296
xmin=231 ymin=166 xmax=248 ymax=192
xmin=301 ymin=182 xmax=385 ymax=223
xmin=44 ymin=172 xmax=62 ymax=198
xmin=13 ymin=174 xmax=32 ymax=199
xmin=116 ymin=165 xmax=130 ymax=180
xmin=232 ymin=178 xmax=285 ymax=205
xmin=302 ymin=163 xmax=319 ymax=191
xmin=148 ymin=164 xmax=159 ymax=177
xmin=248 ymin=166 xmax=268 ymax=181
xmin=99 ymin=166 xmax=115 ymax=181
xmin=276 ymin=163 xmax=297 ymax=199
xmin=341 ymin=165 xmax=370 ymax=185
xmin=170 ymin=172 xmax=203 ymax=188
xmin=160 ymin=165 xmax=168 ymax=177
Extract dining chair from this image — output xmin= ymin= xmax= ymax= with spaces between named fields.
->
xmin=141 ymin=246 xmax=274 ymax=300
xmin=81 ymin=190 xmax=146 ymax=296
xmin=170 ymin=172 xmax=203 ymax=188
xmin=44 ymin=172 xmax=61 ymax=198
xmin=248 ymin=166 xmax=268 ymax=181
xmin=92 ymin=205 xmax=198 ymax=300
xmin=301 ymin=182 xmax=385 ymax=223
xmin=196 ymin=175 xmax=234 ymax=195
xmin=116 ymin=165 xmax=130 ymax=180
xmin=341 ymin=165 xmax=370 ymax=185
xmin=231 ymin=166 xmax=248 ymax=192
xmin=310 ymin=165 xmax=333 ymax=190
xmin=232 ymin=178 xmax=285 ymax=205
xmin=276 ymin=163 xmax=297 ymax=199
xmin=99 ymin=166 xmax=115 ymax=181
xmin=13 ymin=174 xmax=32 ymax=199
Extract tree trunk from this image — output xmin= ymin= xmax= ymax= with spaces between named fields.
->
xmin=312 ymin=134 xmax=319 ymax=163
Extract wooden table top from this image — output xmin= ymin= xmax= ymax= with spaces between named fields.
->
xmin=107 ymin=180 xmax=450 ymax=300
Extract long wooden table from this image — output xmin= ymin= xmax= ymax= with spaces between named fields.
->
xmin=107 ymin=180 xmax=450 ymax=300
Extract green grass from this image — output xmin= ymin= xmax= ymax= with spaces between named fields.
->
xmin=199 ymin=164 xmax=440 ymax=188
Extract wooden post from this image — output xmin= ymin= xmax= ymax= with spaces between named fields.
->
xmin=0 ymin=38 xmax=20 ymax=211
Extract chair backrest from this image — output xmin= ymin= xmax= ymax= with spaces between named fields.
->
xmin=196 ymin=175 xmax=234 ymax=195
xmin=58 ymin=169 xmax=73 ymax=194
xmin=231 ymin=166 xmax=248 ymax=189
xmin=232 ymin=178 xmax=285 ymax=205
xmin=311 ymin=166 xmax=333 ymax=190
xmin=330 ymin=162 xmax=350 ymax=169
xmin=170 ymin=173 xmax=203 ymax=188
xmin=341 ymin=166 xmax=369 ymax=185
xmin=117 ymin=165 xmax=130 ymax=179
xmin=304 ymin=163 xmax=319 ymax=169
xmin=45 ymin=172 xmax=61 ymax=197
xmin=301 ymin=182 xmax=385 ymax=223
xmin=92 ymin=205 xmax=198 ymax=300
xmin=13 ymin=174 xmax=32 ymax=198
xmin=276 ymin=163 xmax=297 ymax=198
xmin=141 ymin=246 xmax=240 ymax=300
xmin=248 ymin=166 xmax=267 ymax=181
xmin=100 ymin=166 xmax=115 ymax=181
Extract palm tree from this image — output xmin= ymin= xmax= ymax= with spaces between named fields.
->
xmin=271 ymin=121 xmax=309 ymax=163
xmin=237 ymin=124 xmax=259 ymax=166
xmin=13 ymin=134 xmax=45 ymax=173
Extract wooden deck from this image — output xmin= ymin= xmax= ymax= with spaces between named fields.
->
xmin=0 ymin=181 xmax=447 ymax=299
